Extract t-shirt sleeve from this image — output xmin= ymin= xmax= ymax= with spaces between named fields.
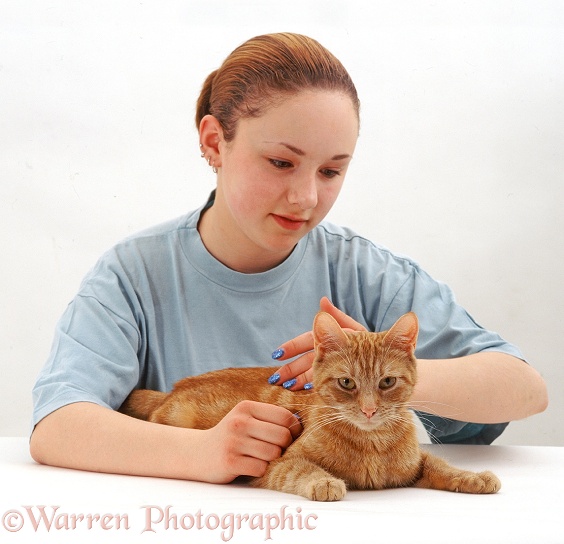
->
xmin=382 ymin=265 xmax=525 ymax=361
xmin=354 ymin=247 xmax=525 ymax=445
xmin=385 ymin=264 xmax=523 ymax=444
xmin=31 ymin=256 xmax=142 ymax=429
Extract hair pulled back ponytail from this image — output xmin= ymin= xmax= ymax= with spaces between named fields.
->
xmin=195 ymin=70 xmax=217 ymax=129
xmin=195 ymin=33 xmax=359 ymax=142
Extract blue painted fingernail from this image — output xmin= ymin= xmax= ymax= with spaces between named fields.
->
xmin=282 ymin=378 xmax=297 ymax=389
xmin=293 ymin=412 xmax=302 ymax=421
xmin=268 ymin=372 xmax=281 ymax=385
xmin=304 ymin=382 xmax=314 ymax=390
xmin=271 ymin=348 xmax=284 ymax=360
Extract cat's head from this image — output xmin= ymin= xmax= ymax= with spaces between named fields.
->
xmin=311 ymin=311 xmax=419 ymax=431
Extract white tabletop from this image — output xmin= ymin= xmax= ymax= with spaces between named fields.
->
xmin=0 ymin=437 xmax=561 ymax=543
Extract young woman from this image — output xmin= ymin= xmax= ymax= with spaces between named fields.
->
xmin=30 ymin=33 xmax=547 ymax=484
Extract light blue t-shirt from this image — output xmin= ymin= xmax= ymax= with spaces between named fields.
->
xmin=32 ymin=198 xmax=524 ymax=444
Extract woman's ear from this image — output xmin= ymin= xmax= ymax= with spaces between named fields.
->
xmin=198 ymin=114 xmax=224 ymax=169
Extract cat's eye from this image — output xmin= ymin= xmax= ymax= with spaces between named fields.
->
xmin=338 ymin=377 xmax=356 ymax=390
xmin=378 ymin=377 xmax=397 ymax=390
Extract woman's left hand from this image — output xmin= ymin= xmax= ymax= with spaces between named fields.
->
xmin=269 ymin=297 xmax=366 ymax=390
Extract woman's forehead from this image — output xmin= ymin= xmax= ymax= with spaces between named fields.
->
xmin=235 ymin=90 xmax=359 ymax=148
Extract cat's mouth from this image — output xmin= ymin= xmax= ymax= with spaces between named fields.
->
xmin=351 ymin=414 xmax=385 ymax=431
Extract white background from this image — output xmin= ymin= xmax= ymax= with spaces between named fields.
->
xmin=1 ymin=0 xmax=562 ymax=445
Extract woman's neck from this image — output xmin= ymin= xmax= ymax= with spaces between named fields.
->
xmin=197 ymin=203 xmax=294 ymax=274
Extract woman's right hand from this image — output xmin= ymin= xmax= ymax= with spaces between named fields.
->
xmin=30 ymin=401 xmax=301 ymax=486
xmin=199 ymin=400 xmax=302 ymax=484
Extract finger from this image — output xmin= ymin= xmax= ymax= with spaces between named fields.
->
xmin=287 ymin=413 xmax=304 ymax=439
xmin=281 ymin=368 xmax=314 ymax=392
xmin=320 ymin=296 xmax=367 ymax=332
xmin=217 ymin=413 xmax=292 ymax=477
xmin=241 ymin=434 xmax=284 ymax=462
xmin=233 ymin=456 xmax=269 ymax=478
xmin=262 ymin=404 xmax=304 ymax=441
xmin=279 ymin=366 xmax=314 ymax=392
xmin=272 ymin=330 xmax=314 ymax=361
xmin=269 ymin=352 xmax=315 ymax=390
xmin=250 ymin=402 xmax=302 ymax=438
xmin=271 ymin=300 xmax=365 ymax=363
xmin=245 ymin=401 xmax=303 ymax=442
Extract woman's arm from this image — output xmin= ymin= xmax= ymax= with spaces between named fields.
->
xmin=272 ymin=298 xmax=548 ymax=424
xmin=411 ymin=352 xmax=548 ymax=424
xmin=30 ymin=400 xmax=301 ymax=484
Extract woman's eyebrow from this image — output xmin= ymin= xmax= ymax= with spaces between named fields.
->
xmin=264 ymin=141 xmax=351 ymax=161
xmin=330 ymin=153 xmax=352 ymax=161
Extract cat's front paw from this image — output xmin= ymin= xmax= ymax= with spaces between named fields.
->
xmin=304 ymin=477 xmax=347 ymax=501
xmin=452 ymin=470 xmax=501 ymax=494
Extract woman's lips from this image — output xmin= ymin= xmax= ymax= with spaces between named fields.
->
xmin=272 ymin=214 xmax=308 ymax=231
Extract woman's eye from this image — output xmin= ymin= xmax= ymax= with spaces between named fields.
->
xmin=320 ymin=168 xmax=341 ymax=179
xmin=269 ymin=159 xmax=293 ymax=169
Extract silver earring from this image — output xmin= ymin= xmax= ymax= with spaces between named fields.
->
xmin=199 ymin=144 xmax=205 ymax=158
xmin=212 ymin=161 xmax=218 ymax=174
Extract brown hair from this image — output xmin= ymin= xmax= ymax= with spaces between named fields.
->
xmin=195 ymin=33 xmax=360 ymax=141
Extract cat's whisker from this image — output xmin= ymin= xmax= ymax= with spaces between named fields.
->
xmin=411 ymin=414 xmax=449 ymax=446
xmin=297 ymin=414 xmax=339 ymax=433
xmin=282 ymin=402 xmax=341 ymax=419
xmin=402 ymin=401 xmax=464 ymax=444
xmin=302 ymin=410 xmax=348 ymax=429
xmin=278 ymin=402 xmax=347 ymax=437
xmin=299 ymin=410 xmax=353 ymax=443
xmin=379 ymin=413 xmax=416 ymax=431
xmin=408 ymin=400 xmax=463 ymax=419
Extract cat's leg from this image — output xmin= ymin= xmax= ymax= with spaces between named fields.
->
xmin=414 ymin=451 xmax=500 ymax=494
xmin=252 ymin=456 xmax=347 ymax=501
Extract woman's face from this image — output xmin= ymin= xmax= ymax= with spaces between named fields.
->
xmin=204 ymin=90 xmax=359 ymax=272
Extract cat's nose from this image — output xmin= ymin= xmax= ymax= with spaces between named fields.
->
xmin=361 ymin=407 xmax=378 ymax=419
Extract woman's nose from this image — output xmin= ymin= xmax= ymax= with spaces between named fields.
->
xmin=288 ymin=173 xmax=318 ymax=210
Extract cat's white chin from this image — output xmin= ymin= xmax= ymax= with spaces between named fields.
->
xmin=352 ymin=418 xmax=384 ymax=431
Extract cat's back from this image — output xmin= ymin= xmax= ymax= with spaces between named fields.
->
xmin=169 ymin=366 xmax=312 ymax=419
xmin=172 ymin=367 xmax=279 ymax=400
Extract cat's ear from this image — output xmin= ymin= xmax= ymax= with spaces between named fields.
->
xmin=382 ymin=312 xmax=419 ymax=354
xmin=313 ymin=311 xmax=348 ymax=357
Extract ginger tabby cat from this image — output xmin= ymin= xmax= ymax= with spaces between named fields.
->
xmin=120 ymin=311 xmax=500 ymax=501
